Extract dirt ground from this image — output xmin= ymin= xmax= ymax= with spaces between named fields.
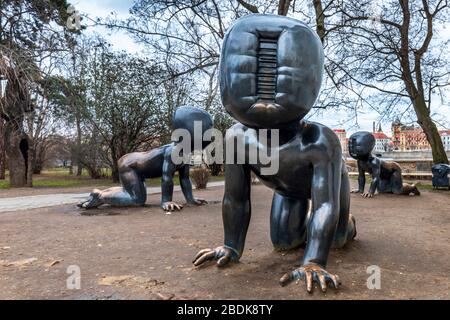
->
xmin=0 ymin=182 xmax=449 ymax=300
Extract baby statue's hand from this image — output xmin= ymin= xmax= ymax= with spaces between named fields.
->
xmin=161 ymin=201 xmax=183 ymax=212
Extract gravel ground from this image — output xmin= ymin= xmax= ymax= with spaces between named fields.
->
xmin=0 ymin=182 xmax=449 ymax=300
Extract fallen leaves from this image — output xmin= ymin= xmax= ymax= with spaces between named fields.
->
xmin=1 ymin=257 xmax=64 ymax=269
xmin=156 ymin=293 xmax=174 ymax=300
xmin=1 ymin=257 xmax=37 ymax=267
xmin=46 ymin=260 xmax=62 ymax=267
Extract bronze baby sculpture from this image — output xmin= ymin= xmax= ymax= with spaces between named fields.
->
xmin=78 ymin=106 xmax=213 ymax=212
xmin=193 ymin=14 xmax=356 ymax=293
xmin=349 ymin=131 xmax=420 ymax=198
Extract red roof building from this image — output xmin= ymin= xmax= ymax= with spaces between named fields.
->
xmin=372 ymin=124 xmax=391 ymax=153
xmin=333 ymin=129 xmax=348 ymax=154
xmin=391 ymin=119 xmax=430 ymax=151
xmin=373 ymin=132 xmax=389 ymax=140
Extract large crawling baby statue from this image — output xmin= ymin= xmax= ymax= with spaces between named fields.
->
xmin=193 ymin=14 xmax=356 ymax=293
xmin=78 ymin=106 xmax=213 ymax=212
xmin=349 ymin=131 xmax=420 ymax=198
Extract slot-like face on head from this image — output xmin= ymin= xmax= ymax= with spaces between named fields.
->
xmin=348 ymin=132 xmax=375 ymax=159
xmin=172 ymin=106 xmax=214 ymax=150
xmin=219 ymin=14 xmax=324 ymax=129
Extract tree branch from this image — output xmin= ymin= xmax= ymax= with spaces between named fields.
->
xmin=236 ymin=0 xmax=259 ymax=13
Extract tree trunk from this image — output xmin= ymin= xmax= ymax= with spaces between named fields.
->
xmin=111 ymin=161 xmax=120 ymax=183
xmin=278 ymin=0 xmax=292 ymax=16
xmin=5 ymin=123 xmax=31 ymax=187
xmin=26 ymin=140 xmax=33 ymax=187
xmin=75 ymin=111 xmax=83 ymax=176
xmin=32 ymin=146 xmax=43 ymax=174
xmin=313 ymin=0 xmax=326 ymax=43
xmin=86 ymin=165 xmax=102 ymax=179
xmin=110 ymin=146 xmax=120 ymax=182
xmin=0 ymin=118 xmax=5 ymax=180
xmin=76 ymin=161 xmax=83 ymax=175
xmin=413 ymin=96 xmax=448 ymax=164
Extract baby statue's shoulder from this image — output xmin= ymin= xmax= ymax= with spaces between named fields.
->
xmin=301 ymin=121 xmax=340 ymax=145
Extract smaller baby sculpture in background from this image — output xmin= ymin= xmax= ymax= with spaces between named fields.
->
xmin=349 ymin=131 xmax=420 ymax=198
xmin=78 ymin=106 xmax=213 ymax=212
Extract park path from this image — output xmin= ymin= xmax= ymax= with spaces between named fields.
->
xmin=0 ymin=181 xmax=225 ymax=213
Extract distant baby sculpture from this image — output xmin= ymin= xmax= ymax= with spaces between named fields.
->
xmin=78 ymin=106 xmax=213 ymax=212
xmin=349 ymin=131 xmax=420 ymax=198
xmin=193 ymin=14 xmax=356 ymax=294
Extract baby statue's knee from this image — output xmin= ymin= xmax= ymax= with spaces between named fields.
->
xmin=333 ymin=214 xmax=356 ymax=248
xmin=133 ymin=196 xmax=146 ymax=206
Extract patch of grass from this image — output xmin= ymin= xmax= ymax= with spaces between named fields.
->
xmin=0 ymin=178 xmax=118 ymax=189
xmin=42 ymin=167 xmax=108 ymax=177
xmin=209 ymin=175 xmax=225 ymax=182
xmin=415 ymin=182 xmax=442 ymax=191
xmin=34 ymin=179 xmax=118 ymax=188
xmin=0 ymin=180 xmax=9 ymax=189
xmin=0 ymin=172 xmax=225 ymax=190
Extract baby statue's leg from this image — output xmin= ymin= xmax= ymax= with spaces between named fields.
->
xmin=391 ymin=169 xmax=404 ymax=194
xmin=270 ymin=192 xmax=309 ymax=251
xmin=78 ymin=168 xmax=147 ymax=209
xmin=391 ymin=169 xmax=420 ymax=196
xmin=378 ymin=178 xmax=392 ymax=193
xmin=101 ymin=168 xmax=147 ymax=206
xmin=333 ymin=162 xmax=357 ymax=248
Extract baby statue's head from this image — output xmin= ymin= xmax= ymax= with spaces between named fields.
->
xmin=348 ymin=131 xmax=375 ymax=160
xmin=219 ymin=14 xmax=324 ymax=129
xmin=172 ymin=105 xmax=214 ymax=150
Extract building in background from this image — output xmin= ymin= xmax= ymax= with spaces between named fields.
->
xmin=399 ymin=126 xmax=430 ymax=151
xmin=373 ymin=124 xmax=391 ymax=153
xmin=333 ymin=121 xmax=447 ymax=155
xmin=391 ymin=118 xmax=402 ymax=150
xmin=391 ymin=118 xmax=430 ymax=151
xmin=333 ymin=129 xmax=348 ymax=155
xmin=440 ymin=130 xmax=450 ymax=151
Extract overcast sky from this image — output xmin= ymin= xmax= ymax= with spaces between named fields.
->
xmin=72 ymin=0 xmax=450 ymax=136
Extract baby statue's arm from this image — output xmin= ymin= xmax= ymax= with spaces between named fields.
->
xmin=161 ymin=146 xmax=183 ymax=212
xmin=351 ymin=160 xmax=366 ymax=194
xmin=179 ymin=165 xmax=208 ymax=206
xmin=364 ymin=159 xmax=381 ymax=198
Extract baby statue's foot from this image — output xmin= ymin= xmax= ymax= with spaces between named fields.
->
xmin=77 ymin=189 xmax=103 ymax=209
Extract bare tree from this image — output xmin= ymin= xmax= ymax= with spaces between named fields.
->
xmin=0 ymin=80 xmax=5 ymax=180
xmin=103 ymin=0 xmax=449 ymax=164
xmin=0 ymin=0 xmax=72 ymax=187
xmin=319 ymin=0 xmax=450 ymax=163
xmin=0 ymin=57 xmax=34 ymax=187
xmin=0 ymin=128 xmax=4 ymax=179
xmin=64 ymin=43 xmax=165 ymax=182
